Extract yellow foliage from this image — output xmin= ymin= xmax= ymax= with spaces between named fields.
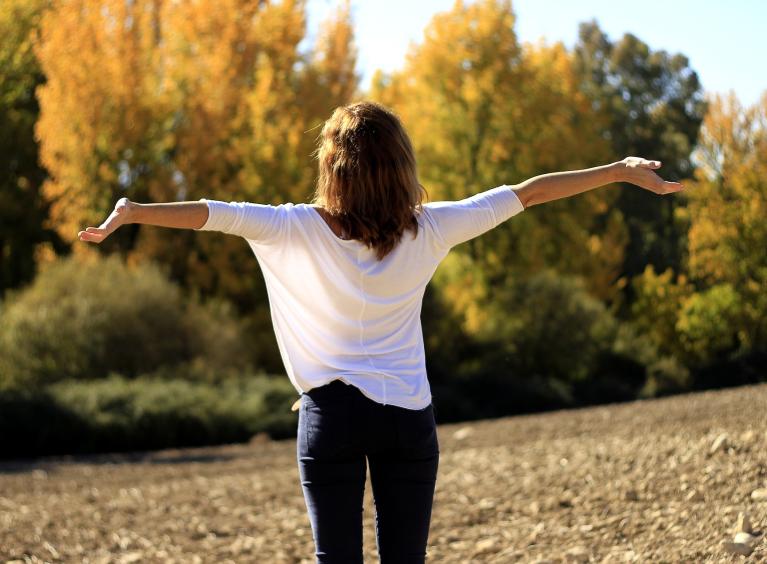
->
xmin=683 ymin=91 xmax=767 ymax=347
xmin=686 ymin=92 xmax=767 ymax=285
xmin=369 ymin=0 xmax=624 ymax=330
xmin=630 ymin=265 xmax=694 ymax=359
xmin=34 ymin=0 xmax=358 ymax=303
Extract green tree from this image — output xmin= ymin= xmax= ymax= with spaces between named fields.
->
xmin=574 ymin=21 xmax=706 ymax=298
xmin=630 ymin=264 xmax=693 ymax=361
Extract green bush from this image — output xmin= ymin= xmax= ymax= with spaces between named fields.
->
xmin=629 ymin=265 xmax=694 ymax=361
xmin=0 ymin=388 xmax=90 ymax=458
xmin=640 ymin=355 xmax=691 ymax=398
xmin=488 ymin=269 xmax=618 ymax=384
xmin=427 ymin=269 xmax=660 ymax=419
xmin=0 ymin=254 xmax=251 ymax=389
xmin=478 ymin=270 xmax=635 ymax=384
xmin=0 ymin=372 xmax=298 ymax=459
xmin=676 ymin=283 xmax=744 ymax=366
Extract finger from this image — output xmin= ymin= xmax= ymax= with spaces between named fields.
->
xmin=79 ymin=229 xmax=102 ymax=240
xmin=641 ymin=170 xmax=666 ymax=192
xmin=77 ymin=227 xmax=106 ymax=243
xmin=660 ymin=181 xmax=684 ymax=194
xmin=86 ymin=226 xmax=107 ymax=234
xmin=78 ymin=230 xmax=105 ymax=243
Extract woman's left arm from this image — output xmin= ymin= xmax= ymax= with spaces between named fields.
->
xmin=512 ymin=157 xmax=684 ymax=209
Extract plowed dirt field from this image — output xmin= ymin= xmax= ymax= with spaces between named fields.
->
xmin=2 ymin=384 xmax=766 ymax=563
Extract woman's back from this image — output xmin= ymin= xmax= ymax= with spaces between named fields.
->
xmin=196 ymin=184 xmax=525 ymax=409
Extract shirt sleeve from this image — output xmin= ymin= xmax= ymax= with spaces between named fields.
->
xmin=194 ymin=199 xmax=288 ymax=243
xmin=423 ymin=185 xmax=525 ymax=249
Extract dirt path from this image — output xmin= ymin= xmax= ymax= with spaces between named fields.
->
xmin=2 ymin=384 xmax=766 ymax=563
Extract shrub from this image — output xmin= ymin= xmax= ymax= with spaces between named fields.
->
xmin=468 ymin=269 xmax=627 ymax=385
xmin=0 ymin=254 xmax=251 ymax=389
xmin=427 ymin=268 xmax=657 ymax=418
xmin=676 ymin=283 xmax=744 ymax=366
xmin=630 ymin=265 xmax=694 ymax=360
xmin=0 ymin=372 xmax=298 ymax=459
xmin=490 ymin=269 xmax=618 ymax=384
xmin=640 ymin=355 xmax=691 ymax=398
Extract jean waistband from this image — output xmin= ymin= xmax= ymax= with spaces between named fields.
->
xmin=304 ymin=378 xmax=359 ymax=401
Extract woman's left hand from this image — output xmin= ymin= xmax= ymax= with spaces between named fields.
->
xmin=78 ymin=197 xmax=134 ymax=244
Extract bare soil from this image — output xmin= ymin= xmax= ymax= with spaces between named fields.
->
xmin=2 ymin=383 xmax=767 ymax=563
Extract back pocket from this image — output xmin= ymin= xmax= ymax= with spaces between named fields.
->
xmin=395 ymin=404 xmax=439 ymax=456
xmin=303 ymin=396 xmax=353 ymax=459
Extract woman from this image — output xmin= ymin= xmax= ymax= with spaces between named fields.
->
xmin=78 ymin=101 xmax=683 ymax=563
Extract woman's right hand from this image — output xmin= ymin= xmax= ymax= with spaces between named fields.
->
xmin=616 ymin=157 xmax=685 ymax=195
xmin=78 ymin=197 xmax=134 ymax=244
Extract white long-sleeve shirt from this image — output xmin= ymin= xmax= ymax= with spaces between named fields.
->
xmin=195 ymin=185 xmax=525 ymax=409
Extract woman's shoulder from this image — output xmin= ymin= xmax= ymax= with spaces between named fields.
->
xmin=292 ymin=202 xmax=324 ymax=220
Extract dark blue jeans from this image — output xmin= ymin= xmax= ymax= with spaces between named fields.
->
xmin=297 ymin=379 xmax=440 ymax=564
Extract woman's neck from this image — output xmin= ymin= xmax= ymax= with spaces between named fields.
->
xmin=313 ymin=206 xmax=350 ymax=239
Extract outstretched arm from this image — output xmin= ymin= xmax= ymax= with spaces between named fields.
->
xmin=512 ymin=157 xmax=684 ymax=209
xmin=423 ymin=156 xmax=684 ymax=249
xmin=78 ymin=198 xmax=209 ymax=244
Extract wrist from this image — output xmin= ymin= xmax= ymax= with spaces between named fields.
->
xmin=608 ymin=160 xmax=626 ymax=183
xmin=125 ymin=200 xmax=141 ymax=224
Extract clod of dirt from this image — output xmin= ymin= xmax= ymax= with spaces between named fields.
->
xmin=473 ymin=536 xmax=499 ymax=554
xmin=736 ymin=511 xmax=754 ymax=535
xmin=564 ymin=545 xmax=590 ymax=562
xmin=452 ymin=427 xmax=474 ymax=440
xmin=740 ymin=429 xmax=757 ymax=443
xmin=723 ymin=512 xmax=761 ymax=556
xmin=709 ymin=433 xmax=729 ymax=454
xmin=734 ymin=532 xmax=758 ymax=545
xmin=723 ymin=539 xmax=755 ymax=556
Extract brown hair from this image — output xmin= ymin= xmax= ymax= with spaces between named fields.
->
xmin=311 ymin=101 xmax=428 ymax=260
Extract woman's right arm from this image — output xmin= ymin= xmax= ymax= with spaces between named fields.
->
xmin=513 ymin=157 xmax=684 ymax=208
xmin=424 ymin=156 xmax=683 ymax=251
xmin=78 ymin=198 xmax=209 ymax=244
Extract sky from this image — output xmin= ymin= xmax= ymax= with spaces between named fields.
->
xmin=305 ymin=0 xmax=766 ymax=107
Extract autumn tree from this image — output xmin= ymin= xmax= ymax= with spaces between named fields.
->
xmin=35 ymin=0 xmax=359 ymax=370
xmin=140 ymin=0 xmax=312 ymax=309
xmin=681 ymin=92 xmax=767 ymax=361
xmin=0 ymin=0 xmax=65 ymax=297
xmin=370 ymin=0 xmax=626 ymax=328
xmin=629 ymin=91 xmax=767 ymax=378
xmin=36 ymin=0 xmax=175 ymax=257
